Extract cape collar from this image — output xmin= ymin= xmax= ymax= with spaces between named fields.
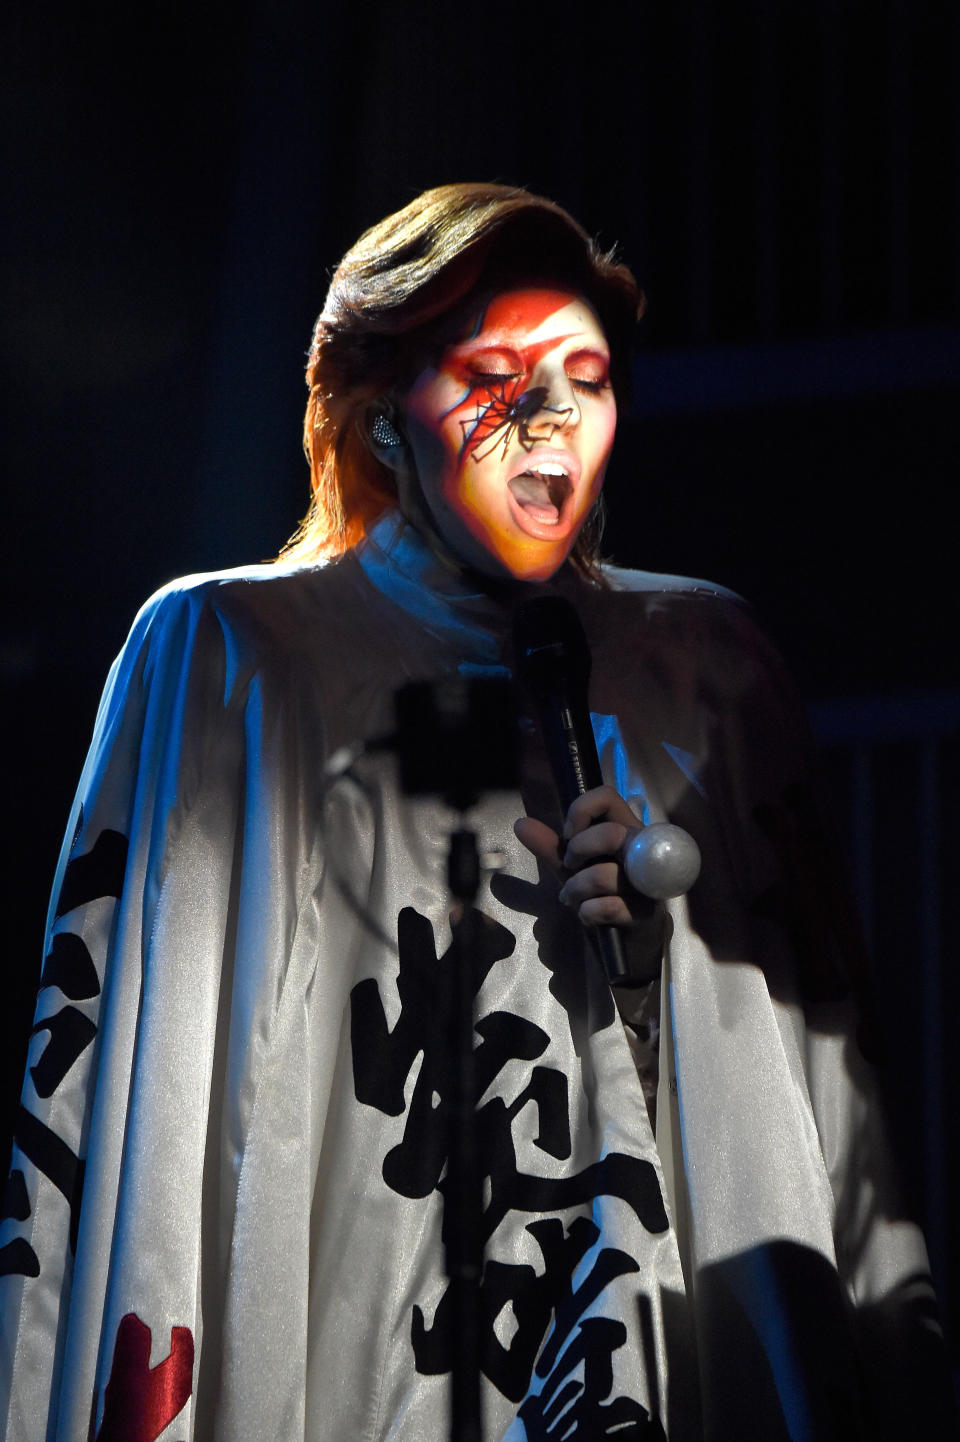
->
xmin=355 ymin=510 xmax=516 ymax=668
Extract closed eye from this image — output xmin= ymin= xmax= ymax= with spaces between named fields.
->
xmin=458 ymin=345 xmax=524 ymax=388
xmin=565 ymin=350 xmax=611 ymax=395
xmin=569 ymin=376 xmax=610 ymax=394
xmin=469 ymin=370 xmax=521 ymax=384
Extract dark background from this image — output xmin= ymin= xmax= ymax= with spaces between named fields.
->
xmin=3 ymin=0 xmax=958 ymax=1388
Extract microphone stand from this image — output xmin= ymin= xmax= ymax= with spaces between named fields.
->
xmin=392 ymin=675 xmax=518 ymax=1442
xmin=445 ymin=825 xmax=484 ymax=1442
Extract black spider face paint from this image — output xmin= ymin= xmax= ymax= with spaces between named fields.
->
xmin=456 ymin=383 xmax=563 ymax=465
xmin=403 ymin=289 xmax=617 ymax=582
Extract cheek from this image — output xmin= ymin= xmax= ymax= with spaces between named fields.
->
xmin=445 ymin=459 xmax=510 ymax=533
xmin=405 ymin=394 xmax=468 ymax=490
xmin=579 ymin=407 xmax=617 ymax=501
xmin=590 ymin=403 xmax=618 ymax=461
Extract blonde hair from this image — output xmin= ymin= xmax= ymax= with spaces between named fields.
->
xmin=281 ymin=183 xmax=644 ymax=572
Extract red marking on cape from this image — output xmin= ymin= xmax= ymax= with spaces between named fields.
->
xmin=94 ymin=1313 xmax=193 ymax=1442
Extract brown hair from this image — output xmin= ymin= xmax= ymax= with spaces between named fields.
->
xmin=280 ymin=183 xmax=645 ymax=572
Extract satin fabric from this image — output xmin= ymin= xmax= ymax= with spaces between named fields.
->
xmin=0 ymin=511 xmax=948 ymax=1440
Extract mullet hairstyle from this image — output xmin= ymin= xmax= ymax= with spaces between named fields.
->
xmin=280 ymin=183 xmax=645 ymax=576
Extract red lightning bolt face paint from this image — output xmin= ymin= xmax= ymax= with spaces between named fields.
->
xmin=403 ymin=288 xmax=617 ymax=581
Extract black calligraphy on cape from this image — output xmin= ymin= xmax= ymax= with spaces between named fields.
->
xmin=350 ymin=906 xmax=668 ymax=1435
xmin=1 ymin=822 xmax=126 ymax=1279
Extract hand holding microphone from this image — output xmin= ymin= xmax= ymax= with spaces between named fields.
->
xmin=515 ymin=786 xmax=657 ymax=927
xmin=512 ymin=595 xmax=700 ymax=986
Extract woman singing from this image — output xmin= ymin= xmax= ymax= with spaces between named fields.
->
xmin=0 ymin=184 xmax=950 ymax=1440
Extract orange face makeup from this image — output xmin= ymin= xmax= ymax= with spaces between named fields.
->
xmin=403 ymin=288 xmax=617 ymax=581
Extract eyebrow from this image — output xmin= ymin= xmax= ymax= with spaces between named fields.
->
xmin=563 ymin=344 xmax=611 ymax=363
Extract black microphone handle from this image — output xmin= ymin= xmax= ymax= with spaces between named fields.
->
xmin=534 ymin=678 xmax=630 ymax=987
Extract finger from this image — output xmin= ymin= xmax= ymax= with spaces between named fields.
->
xmin=558 ymin=861 xmax=622 ymax=908
xmin=514 ymin=815 xmax=564 ymax=870
xmin=563 ymin=820 xmax=630 ymax=870
xmin=578 ymin=894 xmax=635 ymax=927
xmin=563 ymin=786 xmax=642 ymax=840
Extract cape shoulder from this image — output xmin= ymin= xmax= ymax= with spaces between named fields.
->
xmin=599 ymin=559 xmax=744 ymax=605
xmin=98 ymin=554 xmax=434 ymax=758
xmin=583 ymin=561 xmax=798 ymax=726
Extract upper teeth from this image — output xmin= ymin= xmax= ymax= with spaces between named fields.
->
xmin=530 ymin=462 xmax=567 ymax=477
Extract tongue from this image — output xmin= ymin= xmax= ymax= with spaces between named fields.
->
xmin=509 ymin=474 xmax=561 ymax=524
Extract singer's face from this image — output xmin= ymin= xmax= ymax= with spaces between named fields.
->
xmin=403 ymin=288 xmax=617 ymax=581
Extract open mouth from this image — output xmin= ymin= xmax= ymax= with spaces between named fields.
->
xmin=507 ymin=461 xmax=572 ymax=527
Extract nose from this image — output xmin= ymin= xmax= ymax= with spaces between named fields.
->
xmin=520 ymin=361 xmax=580 ymax=440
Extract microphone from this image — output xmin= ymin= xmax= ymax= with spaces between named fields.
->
xmin=512 ymin=594 xmax=630 ymax=986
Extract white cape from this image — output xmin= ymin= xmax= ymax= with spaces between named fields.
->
xmin=1 ymin=512 xmax=950 ymax=1440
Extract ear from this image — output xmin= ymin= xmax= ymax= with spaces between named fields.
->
xmin=362 ymin=404 xmax=408 ymax=474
